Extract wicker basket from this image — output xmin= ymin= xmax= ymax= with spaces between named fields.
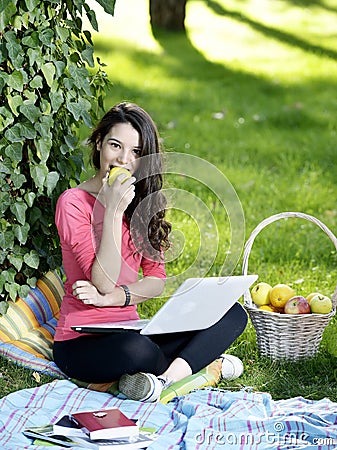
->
xmin=242 ymin=212 xmax=337 ymax=361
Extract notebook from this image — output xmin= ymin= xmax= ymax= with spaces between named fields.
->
xmin=71 ymin=275 xmax=258 ymax=336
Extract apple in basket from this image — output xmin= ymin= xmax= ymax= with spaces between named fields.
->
xmin=270 ymin=284 xmax=296 ymax=308
xmin=284 ymin=296 xmax=311 ymax=314
xmin=309 ymin=294 xmax=333 ymax=314
xmin=306 ymin=292 xmax=322 ymax=304
xmin=251 ymin=282 xmax=272 ymax=306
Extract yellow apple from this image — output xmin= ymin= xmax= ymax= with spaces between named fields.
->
xmin=270 ymin=284 xmax=296 ymax=308
xmin=259 ymin=305 xmax=274 ymax=311
xmin=309 ymin=294 xmax=333 ymax=314
xmin=108 ymin=167 xmax=131 ymax=186
xmin=306 ymin=292 xmax=322 ymax=304
xmin=251 ymin=282 xmax=272 ymax=306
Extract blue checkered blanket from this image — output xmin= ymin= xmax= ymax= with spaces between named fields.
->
xmin=1 ymin=380 xmax=336 ymax=449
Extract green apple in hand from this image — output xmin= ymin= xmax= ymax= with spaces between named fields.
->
xmin=309 ymin=294 xmax=333 ymax=314
xmin=251 ymin=282 xmax=272 ymax=306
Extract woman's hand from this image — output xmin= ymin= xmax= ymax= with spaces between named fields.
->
xmin=102 ymin=172 xmax=136 ymax=214
xmin=72 ymin=280 xmax=124 ymax=307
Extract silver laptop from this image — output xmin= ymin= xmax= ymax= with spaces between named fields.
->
xmin=71 ymin=275 xmax=258 ymax=335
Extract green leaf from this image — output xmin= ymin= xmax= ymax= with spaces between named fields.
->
xmin=24 ymin=192 xmax=36 ymax=207
xmin=94 ymin=0 xmax=116 ymax=16
xmin=0 ymin=302 xmax=9 ymax=315
xmin=18 ymin=285 xmax=31 ymax=299
xmin=46 ymin=171 xmax=59 ymax=195
xmin=0 ymin=230 xmax=14 ymax=250
xmin=22 ymin=31 xmax=40 ymax=48
xmin=6 ymin=121 xmax=37 ymax=141
xmin=0 ymin=2 xmax=16 ymax=29
xmin=40 ymin=29 xmax=54 ymax=47
xmin=24 ymin=250 xmax=40 ymax=269
xmin=30 ymin=164 xmax=48 ymax=191
xmin=4 ymin=123 xmax=24 ymax=142
xmin=30 ymin=75 xmax=43 ymax=89
xmin=0 ymin=71 xmax=9 ymax=93
xmin=14 ymin=222 xmax=30 ymax=245
xmin=49 ymin=91 xmax=64 ymax=112
xmin=55 ymin=25 xmax=69 ymax=42
xmin=35 ymin=137 xmax=52 ymax=162
xmin=21 ymin=120 xmax=37 ymax=139
xmin=20 ymin=102 xmax=41 ymax=123
xmin=81 ymin=45 xmax=95 ymax=67
xmin=10 ymin=201 xmax=27 ymax=225
xmin=27 ymin=48 xmax=44 ymax=68
xmin=7 ymin=70 xmax=24 ymax=91
xmin=25 ymin=0 xmax=40 ymax=12
xmin=0 ymin=0 xmax=12 ymax=15
xmin=0 ymin=106 xmax=14 ymax=129
xmin=1 ymin=269 xmax=15 ymax=283
xmin=83 ymin=30 xmax=94 ymax=46
xmin=0 ymin=191 xmax=11 ymax=214
xmin=10 ymin=173 xmax=26 ymax=188
xmin=68 ymin=65 xmax=91 ymax=95
xmin=23 ymin=90 xmax=37 ymax=104
xmin=41 ymin=62 xmax=55 ymax=87
xmin=8 ymin=253 xmax=23 ymax=271
xmin=54 ymin=60 xmax=66 ymax=78
xmin=0 ymin=155 xmax=12 ymax=173
xmin=66 ymin=100 xmax=82 ymax=121
xmin=7 ymin=94 xmax=23 ymax=116
xmin=64 ymin=133 xmax=78 ymax=149
xmin=5 ymin=142 xmax=23 ymax=162
xmin=28 ymin=206 xmax=42 ymax=226
xmin=5 ymin=31 xmax=24 ymax=69
xmin=35 ymin=119 xmax=52 ymax=140
xmin=84 ymin=8 xmax=98 ymax=32
xmin=5 ymin=282 xmax=19 ymax=301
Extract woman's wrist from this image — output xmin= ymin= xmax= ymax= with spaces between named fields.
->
xmin=120 ymin=284 xmax=131 ymax=307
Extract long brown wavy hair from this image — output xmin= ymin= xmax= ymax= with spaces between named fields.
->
xmin=88 ymin=102 xmax=171 ymax=259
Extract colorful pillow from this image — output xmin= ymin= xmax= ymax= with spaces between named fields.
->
xmin=0 ymin=271 xmax=66 ymax=378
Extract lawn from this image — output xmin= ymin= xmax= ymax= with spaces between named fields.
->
xmin=1 ymin=0 xmax=337 ymax=400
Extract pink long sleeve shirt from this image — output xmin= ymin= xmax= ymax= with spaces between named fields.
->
xmin=54 ymin=188 xmax=166 ymax=341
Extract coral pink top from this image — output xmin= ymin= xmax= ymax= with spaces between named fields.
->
xmin=54 ymin=188 xmax=166 ymax=341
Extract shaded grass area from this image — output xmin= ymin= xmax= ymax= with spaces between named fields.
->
xmin=1 ymin=0 xmax=337 ymax=400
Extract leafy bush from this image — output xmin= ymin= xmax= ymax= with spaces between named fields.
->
xmin=0 ymin=0 xmax=115 ymax=308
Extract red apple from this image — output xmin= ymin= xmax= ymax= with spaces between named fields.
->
xmin=284 ymin=296 xmax=311 ymax=314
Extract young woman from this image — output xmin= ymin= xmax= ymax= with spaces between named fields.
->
xmin=53 ymin=102 xmax=247 ymax=402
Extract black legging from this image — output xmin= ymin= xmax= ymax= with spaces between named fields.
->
xmin=53 ymin=303 xmax=247 ymax=383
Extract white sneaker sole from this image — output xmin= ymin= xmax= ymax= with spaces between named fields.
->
xmin=118 ymin=372 xmax=163 ymax=402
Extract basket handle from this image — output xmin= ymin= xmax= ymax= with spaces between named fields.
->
xmin=242 ymin=212 xmax=337 ymax=308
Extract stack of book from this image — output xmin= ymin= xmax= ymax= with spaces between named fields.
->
xmin=23 ymin=407 xmax=158 ymax=449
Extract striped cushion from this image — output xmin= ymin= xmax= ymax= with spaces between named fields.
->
xmin=0 ymin=271 xmax=66 ymax=377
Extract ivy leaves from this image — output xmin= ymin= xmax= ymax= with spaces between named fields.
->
xmin=0 ymin=0 xmax=113 ymax=303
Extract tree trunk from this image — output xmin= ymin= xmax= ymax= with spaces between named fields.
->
xmin=149 ymin=0 xmax=188 ymax=31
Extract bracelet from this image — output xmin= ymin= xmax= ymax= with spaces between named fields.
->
xmin=120 ymin=285 xmax=131 ymax=307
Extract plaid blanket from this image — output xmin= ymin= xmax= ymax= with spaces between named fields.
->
xmin=0 ymin=380 xmax=336 ymax=449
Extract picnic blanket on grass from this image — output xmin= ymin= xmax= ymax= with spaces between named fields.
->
xmin=1 ymin=380 xmax=336 ymax=450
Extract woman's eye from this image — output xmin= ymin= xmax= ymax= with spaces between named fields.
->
xmin=133 ymin=149 xmax=141 ymax=156
xmin=111 ymin=142 xmax=120 ymax=148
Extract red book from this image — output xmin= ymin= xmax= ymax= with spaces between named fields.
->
xmin=72 ymin=408 xmax=139 ymax=440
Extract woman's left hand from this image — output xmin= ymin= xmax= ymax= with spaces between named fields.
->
xmin=72 ymin=280 xmax=113 ymax=307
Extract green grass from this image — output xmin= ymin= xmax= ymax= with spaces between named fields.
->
xmin=1 ymin=0 xmax=337 ymax=400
